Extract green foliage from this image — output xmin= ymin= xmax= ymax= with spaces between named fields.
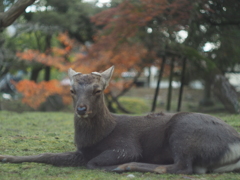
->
xmin=0 ymin=112 xmax=240 ymax=179
xmin=27 ymin=0 xmax=101 ymax=43
xmin=180 ymin=45 xmax=216 ymax=71
xmin=118 ymin=96 xmax=150 ymax=114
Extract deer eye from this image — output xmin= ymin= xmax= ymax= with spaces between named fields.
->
xmin=70 ymin=89 xmax=75 ymax=94
xmin=94 ymin=90 xmax=102 ymax=95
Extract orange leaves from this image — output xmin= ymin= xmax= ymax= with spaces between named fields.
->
xmin=81 ymin=45 xmax=140 ymax=77
xmin=54 ymin=32 xmax=75 ymax=55
xmin=15 ymin=80 xmax=71 ymax=109
xmin=16 ymin=32 xmax=81 ymax=72
xmin=16 ymin=49 xmax=36 ymax=60
xmin=110 ymin=44 xmax=147 ymax=68
xmin=58 ymin=32 xmax=75 ymax=51
xmin=51 ymin=47 xmax=68 ymax=57
xmin=16 ymin=49 xmax=69 ymax=72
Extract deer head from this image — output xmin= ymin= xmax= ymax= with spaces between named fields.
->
xmin=68 ymin=66 xmax=114 ymax=119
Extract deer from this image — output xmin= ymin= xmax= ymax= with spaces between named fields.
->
xmin=1 ymin=66 xmax=240 ymax=174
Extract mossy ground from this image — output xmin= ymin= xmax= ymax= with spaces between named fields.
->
xmin=0 ymin=111 xmax=240 ymax=180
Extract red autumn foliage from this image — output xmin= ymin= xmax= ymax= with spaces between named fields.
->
xmin=16 ymin=32 xmax=79 ymax=72
xmin=92 ymin=0 xmax=192 ymax=41
xmin=15 ymin=80 xmax=71 ymax=109
xmin=16 ymin=49 xmax=70 ymax=72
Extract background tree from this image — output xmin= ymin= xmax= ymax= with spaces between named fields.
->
xmin=90 ymin=0 xmax=240 ymax=112
xmin=182 ymin=0 xmax=240 ymax=111
xmin=1 ymin=0 xmax=104 ymax=110
xmin=0 ymin=0 xmax=36 ymax=28
xmin=3 ymin=0 xmax=101 ymax=81
xmin=0 ymin=0 xmax=37 ymax=78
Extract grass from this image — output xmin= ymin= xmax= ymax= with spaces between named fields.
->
xmin=0 ymin=111 xmax=240 ymax=180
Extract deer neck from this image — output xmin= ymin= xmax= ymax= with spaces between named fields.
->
xmin=74 ymin=100 xmax=116 ymax=149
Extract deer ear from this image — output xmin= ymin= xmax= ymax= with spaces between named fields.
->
xmin=68 ymin=68 xmax=80 ymax=84
xmin=101 ymin=66 xmax=114 ymax=88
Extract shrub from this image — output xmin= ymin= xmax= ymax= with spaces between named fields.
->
xmin=15 ymin=80 xmax=72 ymax=110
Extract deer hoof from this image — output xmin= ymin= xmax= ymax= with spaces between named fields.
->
xmin=0 ymin=155 xmax=7 ymax=162
xmin=0 ymin=155 xmax=12 ymax=163
xmin=112 ymin=163 xmax=135 ymax=172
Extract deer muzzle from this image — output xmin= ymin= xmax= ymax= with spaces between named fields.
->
xmin=77 ymin=106 xmax=87 ymax=115
xmin=76 ymin=105 xmax=92 ymax=119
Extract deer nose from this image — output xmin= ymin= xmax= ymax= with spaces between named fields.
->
xmin=77 ymin=106 xmax=87 ymax=115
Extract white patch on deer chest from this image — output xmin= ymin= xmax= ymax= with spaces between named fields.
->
xmin=213 ymin=143 xmax=240 ymax=173
xmin=115 ymin=149 xmax=127 ymax=160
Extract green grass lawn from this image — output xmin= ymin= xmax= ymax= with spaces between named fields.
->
xmin=0 ymin=111 xmax=240 ymax=180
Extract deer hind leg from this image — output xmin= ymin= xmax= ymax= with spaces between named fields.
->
xmin=0 ymin=151 xmax=86 ymax=167
xmin=113 ymin=161 xmax=193 ymax=174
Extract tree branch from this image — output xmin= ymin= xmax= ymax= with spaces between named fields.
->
xmin=106 ymin=69 xmax=143 ymax=114
xmin=204 ymin=17 xmax=240 ymax=26
xmin=0 ymin=0 xmax=36 ymax=28
xmin=115 ymin=70 xmax=142 ymax=98
xmin=209 ymin=21 xmax=240 ymax=26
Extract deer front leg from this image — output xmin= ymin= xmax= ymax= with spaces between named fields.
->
xmin=0 ymin=151 xmax=86 ymax=167
xmin=113 ymin=162 xmax=193 ymax=174
xmin=86 ymin=149 xmax=141 ymax=171
xmin=112 ymin=162 xmax=169 ymax=173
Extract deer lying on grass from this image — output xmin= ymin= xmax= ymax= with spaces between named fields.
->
xmin=1 ymin=66 xmax=240 ymax=174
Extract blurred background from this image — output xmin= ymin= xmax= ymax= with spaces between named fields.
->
xmin=0 ymin=0 xmax=240 ymax=114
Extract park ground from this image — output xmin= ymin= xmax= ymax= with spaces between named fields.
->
xmin=0 ymin=110 xmax=240 ymax=179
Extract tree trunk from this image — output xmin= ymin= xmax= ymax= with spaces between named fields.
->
xmin=151 ymin=56 xmax=166 ymax=112
xmin=0 ymin=1 xmax=4 ymax=12
xmin=166 ymin=57 xmax=175 ymax=111
xmin=0 ymin=0 xmax=36 ymax=28
xmin=213 ymin=74 xmax=240 ymax=113
xmin=147 ymin=67 xmax=151 ymax=88
xmin=105 ymin=94 xmax=116 ymax=113
xmin=177 ymin=57 xmax=187 ymax=112
xmin=30 ymin=67 xmax=42 ymax=82
xmin=199 ymin=77 xmax=214 ymax=106
xmin=44 ymin=66 xmax=51 ymax=81
xmin=112 ymin=96 xmax=132 ymax=114
xmin=44 ymin=34 xmax=52 ymax=81
xmin=106 ymin=93 xmax=132 ymax=114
